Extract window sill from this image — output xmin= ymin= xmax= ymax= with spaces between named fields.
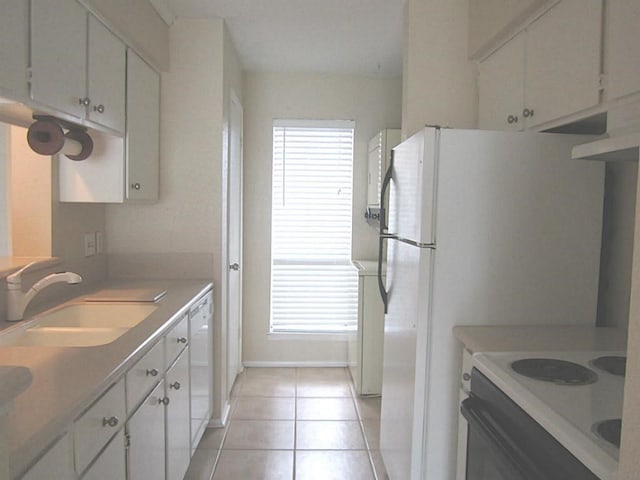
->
xmin=267 ymin=332 xmax=352 ymax=342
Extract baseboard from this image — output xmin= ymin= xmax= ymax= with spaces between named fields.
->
xmin=242 ymin=361 xmax=348 ymax=368
xmin=207 ymin=399 xmax=232 ymax=428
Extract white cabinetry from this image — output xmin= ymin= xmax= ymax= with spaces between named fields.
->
xmin=605 ymin=0 xmax=640 ymax=101
xmin=478 ymin=0 xmax=602 ymax=130
xmin=74 ymin=378 xmax=126 ymax=475
xmin=367 ymin=129 xmax=400 ymax=208
xmin=81 ymin=430 xmax=126 ymax=480
xmin=30 ymin=0 xmax=87 ymax=119
xmin=21 ymin=433 xmax=74 ymax=480
xmin=165 ymin=350 xmax=190 ymax=480
xmin=189 ymin=292 xmax=213 ymax=452
xmin=348 ymin=261 xmax=385 ymax=395
xmin=86 ymin=16 xmax=126 ymax=133
xmin=127 ymin=381 xmax=166 ymax=480
xmin=126 ymin=50 xmax=160 ymax=201
xmin=0 ymin=0 xmax=29 ymax=101
xmin=30 ymin=1 xmax=126 ymax=133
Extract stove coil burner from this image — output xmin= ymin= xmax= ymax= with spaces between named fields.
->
xmin=511 ymin=358 xmax=598 ymax=385
xmin=591 ymin=356 xmax=626 ymax=377
xmin=593 ymin=418 xmax=622 ymax=448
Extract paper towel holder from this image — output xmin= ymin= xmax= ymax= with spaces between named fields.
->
xmin=27 ymin=115 xmax=93 ymax=161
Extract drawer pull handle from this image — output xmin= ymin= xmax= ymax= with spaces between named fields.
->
xmin=160 ymin=397 xmax=170 ymax=406
xmin=169 ymin=381 xmax=181 ymax=390
xmin=146 ymin=368 xmax=159 ymax=377
xmin=177 ymin=337 xmax=188 ymax=344
xmin=102 ymin=416 xmax=119 ymax=428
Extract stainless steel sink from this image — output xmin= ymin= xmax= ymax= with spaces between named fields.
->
xmin=0 ymin=303 xmax=157 ymax=347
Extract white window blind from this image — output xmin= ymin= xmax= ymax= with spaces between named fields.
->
xmin=270 ymin=120 xmax=358 ymax=333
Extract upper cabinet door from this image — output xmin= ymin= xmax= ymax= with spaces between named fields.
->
xmin=31 ymin=0 xmax=87 ymax=119
xmin=478 ymin=32 xmax=525 ymax=131
xmin=605 ymin=0 xmax=640 ymax=101
xmin=87 ymin=16 xmax=126 ymax=133
xmin=0 ymin=0 xmax=29 ymax=100
xmin=126 ymin=50 xmax=160 ymax=201
xmin=524 ymin=0 xmax=603 ymax=127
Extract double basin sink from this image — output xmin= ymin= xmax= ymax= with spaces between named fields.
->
xmin=0 ymin=303 xmax=157 ymax=347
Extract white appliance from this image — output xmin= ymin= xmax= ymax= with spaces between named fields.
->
xmin=472 ymin=350 xmax=625 ymax=479
xmin=377 ymin=127 xmax=605 ymax=480
xmin=348 ymin=260 xmax=385 ymax=395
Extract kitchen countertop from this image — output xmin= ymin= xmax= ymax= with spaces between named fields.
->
xmin=0 ymin=278 xmax=212 ymax=478
xmin=453 ymin=325 xmax=628 ymax=354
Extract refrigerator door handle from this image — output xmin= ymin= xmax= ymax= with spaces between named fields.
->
xmin=378 ymin=150 xmax=395 ymax=314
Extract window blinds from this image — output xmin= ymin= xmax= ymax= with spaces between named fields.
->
xmin=270 ymin=120 xmax=358 ymax=333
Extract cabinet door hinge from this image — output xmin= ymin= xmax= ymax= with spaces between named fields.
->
xmin=598 ymin=73 xmax=606 ymax=92
xmin=125 ymin=432 xmax=131 ymax=449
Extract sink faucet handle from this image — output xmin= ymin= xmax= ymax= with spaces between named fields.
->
xmin=6 ymin=261 xmax=40 ymax=286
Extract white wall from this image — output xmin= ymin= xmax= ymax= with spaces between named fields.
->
xmin=242 ymin=72 xmax=401 ymax=365
xmin=401 ymin=0 xmax=476 ymax=138
xmin=0 ymin=126 xmax=10 ymax=256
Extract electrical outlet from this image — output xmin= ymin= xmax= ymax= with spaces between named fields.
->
xmin=84 ymin=232 xmax=96 ymax=257
xmin=95 ymin=231 xmax=104 ymax=254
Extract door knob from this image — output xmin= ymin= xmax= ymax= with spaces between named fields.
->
xmin=229 ymin=263 xmax=239 ymax=271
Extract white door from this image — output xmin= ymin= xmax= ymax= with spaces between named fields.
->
xmin=226 ymin=91 xmax=243 ymax=393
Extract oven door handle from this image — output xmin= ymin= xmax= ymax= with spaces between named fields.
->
xmin=461 ymin=396 xmax=547 ymax=479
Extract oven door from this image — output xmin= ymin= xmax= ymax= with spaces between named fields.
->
xmin=461 ymin=395 xmax=547 ymax=480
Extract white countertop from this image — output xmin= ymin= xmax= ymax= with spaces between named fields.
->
xmin=0 ymin=279 xmax=212 ymax=478
xmin=453 ymin=325 xmax=628 ymax=354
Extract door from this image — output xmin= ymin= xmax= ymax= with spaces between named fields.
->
xmin=226 ymin=91 xmax=243 ymax=394
xmin=380 ymin=238 xmax=433 ymax=480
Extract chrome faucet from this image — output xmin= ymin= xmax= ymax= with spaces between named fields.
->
xmin=6 ymin=263 xmax=83 ymax=322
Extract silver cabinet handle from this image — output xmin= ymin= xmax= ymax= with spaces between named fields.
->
xmin=507 ymin=114 xmax=518 ymax=124
xmin=79 ymin=97 xmax=91 ymax=106
xmin=93 ymin=104 xmax=105 ymax=113
xmin=522 ymin=108 xmax=534 ymax=118
xmin=102 ymin=416 xmax=119 ymax=427
xmin=146 ymin=368 xmax=159 ymax=377
xmin=131 ymin=183 xmax=141 ymax=190
xmin=169 ymin=381 xmax=181 ymax=390
xmin=177 ymin=337 xmax=188 ymax=344
xmin=159 ymin=397 xmax=170 ymax=406
xmin=462 ymin=373 xmax=471 ymax=382
xmin=229 ymin=263 xmax=239 ymax=271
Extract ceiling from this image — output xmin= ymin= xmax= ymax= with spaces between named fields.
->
xmin=150 ymin=0 xmax=404 ymax=76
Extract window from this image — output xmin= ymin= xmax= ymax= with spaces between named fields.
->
xmin=270 ymin=119 xmax=358 ymax=333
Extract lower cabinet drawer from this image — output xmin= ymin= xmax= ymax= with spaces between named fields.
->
xmin=165 ymin=313 xmax=189 ymax=369
xmin=74 ymin=378 xmax=126 ymax=475
xmin=126 ymin=339 xmax=164 ymax=414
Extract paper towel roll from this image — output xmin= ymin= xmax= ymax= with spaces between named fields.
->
xmin=26 ymin=120 xmax=93 ymax=160
xmin=27 ymin=119 xmax=65 ymax=155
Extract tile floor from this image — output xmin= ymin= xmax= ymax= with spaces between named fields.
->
xmin=184 ymin=367 xmax=387 ymax=480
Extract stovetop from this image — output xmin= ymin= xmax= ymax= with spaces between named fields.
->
xmin=473 ymin=350 xmax=625 ymax=480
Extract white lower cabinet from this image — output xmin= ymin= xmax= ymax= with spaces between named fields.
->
xmin=81 ymin=430 xmax=126 ymax=480
xmin=127 ymin=381 xmax=166 ymax=480
xmin=16 ymin=290 xmax=213 ymax=480
xmin=21 ymin=433 xmax=74 ymax=480
xmin=165 ymin=350 xmax=191 ymax=480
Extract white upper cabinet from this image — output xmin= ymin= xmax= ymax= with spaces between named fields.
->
xmin=87 ymin=16 xmax=126 ymax=133
xmin=0 ymin=0 xmax=29 ymax=100
xmin=605 ymin=0 xmax=640 ymax=101
xmin=30 ymin=1 xmax=126 ymax=134
xmin=126 ymin=50 xmax=160 ymax=201
xmin=478 ymin=0 xmax=603 ymax=130
xmin=30 ymin=0 xmax=87 ymax=119
xmin=524 ymin=0 xmax=602 ymax=127
xmin=478 ymin=32 xmax=525 ymax=131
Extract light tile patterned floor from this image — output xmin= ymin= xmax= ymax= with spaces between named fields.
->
xmin=184 ymin=367 xmax=387 ymax=480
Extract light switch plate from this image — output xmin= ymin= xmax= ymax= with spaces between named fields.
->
xmin=95 ymin=231 xmax=104 ymax=254
xmin=84 ymin=232 xmax=96 ymax=257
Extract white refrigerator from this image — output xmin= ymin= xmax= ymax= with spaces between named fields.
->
xmin=377 ymin=127 xmax=605 ymax=480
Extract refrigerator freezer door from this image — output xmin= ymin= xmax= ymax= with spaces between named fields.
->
xmin=388 ymin=128 xmax=438 ymax=245
xmin=380 ymin=239 xmax=433 ymax=480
